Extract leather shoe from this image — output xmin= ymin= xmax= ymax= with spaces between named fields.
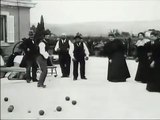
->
xmin=33 ymin=79 xmax=38 ymax=82
xmin=81 ymin=77 xmax=87 ymax=80
xmin=26 ymin=79 xmax=31 ymax=83
xmin=61 ymin=75 xmax=69 ymax=78
xmin=37 ymin=84 xmax=46 ymax=88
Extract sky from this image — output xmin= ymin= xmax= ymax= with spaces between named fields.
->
xmin=30 ymin=0 xmax=160 ymax=24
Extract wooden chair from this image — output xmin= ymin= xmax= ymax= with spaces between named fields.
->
xmin=37 ymin=55 xmax=58 ymax=77
xmin=47 ymin=55 xmax=58 ymax=77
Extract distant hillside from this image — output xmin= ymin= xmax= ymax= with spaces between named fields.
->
xmin=39 ymin=20 xmax=160 ymax=36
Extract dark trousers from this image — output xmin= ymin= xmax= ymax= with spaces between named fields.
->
xmin=59 ymin=55 xmax=71 ymax=76
xmin=26 ymin=59 xmax=37 ymax=81
xmin=73 ymin=59 xmax=85 ymax=78
xmin=37 ymin=55 xmax=47 ymax=85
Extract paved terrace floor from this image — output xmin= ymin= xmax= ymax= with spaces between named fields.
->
xmin=1 ymin=57 xmax=160 ymax=119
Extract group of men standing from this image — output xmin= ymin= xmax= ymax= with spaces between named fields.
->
xmin=54 ymin=33 xmax=89 ymax=80
xmin=20 ymin=31 xmax=90 ymax=88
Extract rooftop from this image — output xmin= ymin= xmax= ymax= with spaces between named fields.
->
xmin=1 ymin=0 xmax=36 ymax=8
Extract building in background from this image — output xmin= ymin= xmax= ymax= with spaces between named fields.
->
xmin=0 ymin=0 xmax=36 ymax=56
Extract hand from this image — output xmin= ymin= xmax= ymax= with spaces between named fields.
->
xmin=150 ymin=61 xmax=155 ymax=68
xmin=49 ymin=55 xmax=54 ymax=59
xmin=72 ymin=57 xmax=76 ymax=61
xmin=109 ymin=59 xmax=112 ymax=63
xmin=85 ymin=56 xmax=89 ymax=60
xmin=147 ymin=52 xmax=152 ymax=57
xmin=57 ymin=48 xmax=60 ymax=51
xmin=148 ymin=56 xmax=151 ymax=60
xmin=27 ymin=48 xmax=30 ymax=51
xmin=135 ymin=58 xmax=139 ymax=62
xmin=43 ymin=54 xmax=49 ymax=59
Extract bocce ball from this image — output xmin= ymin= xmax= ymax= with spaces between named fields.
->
xmin=8 ymin=105 xmax=14 ymax=112
xmin=4 ymin=97 xmax=8 ymax=102
xmin=39 ymin=110 xmax=44 ymax=115
xmin=28 ymin=110 xmax=31 ymax=113
xmin=72 ymin=100 xmax=77 ymax=105
xmin=65 ymin=96 xmax=70 ymax=101
xmin=56 ymin=106 xmax=62 ymax=112
xmin=85 ymin=57 xmax=89 ymax=60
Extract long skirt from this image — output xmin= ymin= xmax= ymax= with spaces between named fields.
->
xmin=135 ymin=59 xmax=151 ymax=83
xmin=146 ymin=61 xmax=160 ymax=92
xmin=107 ymin=52 xmax=130 ymax=82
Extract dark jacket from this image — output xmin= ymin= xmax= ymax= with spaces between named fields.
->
xmin=146 ymin=38 xmax=160 ymax=92
xmin=59 ymin=39 xmax=70 ymax=55
xmin=73 ymin=42 xmax=86 ymax=60
xmin=151 ymin=39 xmax=160 ymax=62
xmin=104 ymin=39 xmax=125 ymax=58
xmin=19 ymin=38 xmax=38 ymax=60
xmin=104 ymin=39 xmax=130 ymax=81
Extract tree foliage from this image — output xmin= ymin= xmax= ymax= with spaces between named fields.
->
xmin=34 ymin=15 xmax=45 ymax=44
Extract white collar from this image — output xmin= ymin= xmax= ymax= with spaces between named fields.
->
xmin=136 ymin=39 xmax=150 ymax=46
xmin=61 ymin=39 xmax=66 ymax=41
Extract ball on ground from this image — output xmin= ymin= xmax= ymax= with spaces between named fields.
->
xmin=8 ymin=105 xmax=14 ymax=112
xmin=72 ymin=100 xmax=77 ymax=105
xmin=56 ymin=106 xmax=62 ymax=112
xmin=39 ymin=110 xmax=44 ymax=115
xmin=28 ymin=110 xmax=31 ymax=113
xmin=4 ymin=97 xmax=8 ymax=102
xmin=65 ymin=96 xmax=70 ymax=101
xmin=10 ymin=105 xmax=14 ymax=108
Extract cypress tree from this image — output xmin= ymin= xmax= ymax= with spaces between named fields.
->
xmin=34 ymin=15 xmax=45 ymax=44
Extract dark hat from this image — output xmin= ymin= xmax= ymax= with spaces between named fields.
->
xmin=150 ymin=31 xmax=158 ymax=37
xmin=108 ymin=33 xmax=115 ymax=37
xmin=29 ymin=30 xmax=35 ymax=36
xmin=138 ymin=32 xmax=145 ymax=37
xmin=74 ymin=35 xmax=82 ymax=39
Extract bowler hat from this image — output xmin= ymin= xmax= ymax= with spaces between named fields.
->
xmin=74 ymin=35 xmax=82 ymax=39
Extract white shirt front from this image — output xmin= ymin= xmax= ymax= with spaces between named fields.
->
xmin=136 ymin=39 xmax=150 ymax=46
xmin=0 ymin=55 xmax=5 ymax=66
xmin=54 ymin=39 xmax=74 ymax=58
xmin=54 ymin=39 xmax=90 ymax=59
xmin=39 ymin=41 xmax=49 ymax=59
xmin=13 ymin=55 xmax=23 ymax=64
xmin=70 ymin=42 xmax=90 ymax=59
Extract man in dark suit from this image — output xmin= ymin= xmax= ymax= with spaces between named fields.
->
xmin=19 ymin=30 xmax=38 ymax=83
xmin=55 ymin=33 xmax=73 ymax=77
xmin=72 ymin=34 xmax=89 ymax=80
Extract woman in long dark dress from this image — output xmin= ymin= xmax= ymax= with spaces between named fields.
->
xmin=135 ymin=32 xmax=151 ymax=83
xmin=146 ymin=32 xmax=160 ymax=92
xmin=104 ymin=34 xmax=130 ymax=82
